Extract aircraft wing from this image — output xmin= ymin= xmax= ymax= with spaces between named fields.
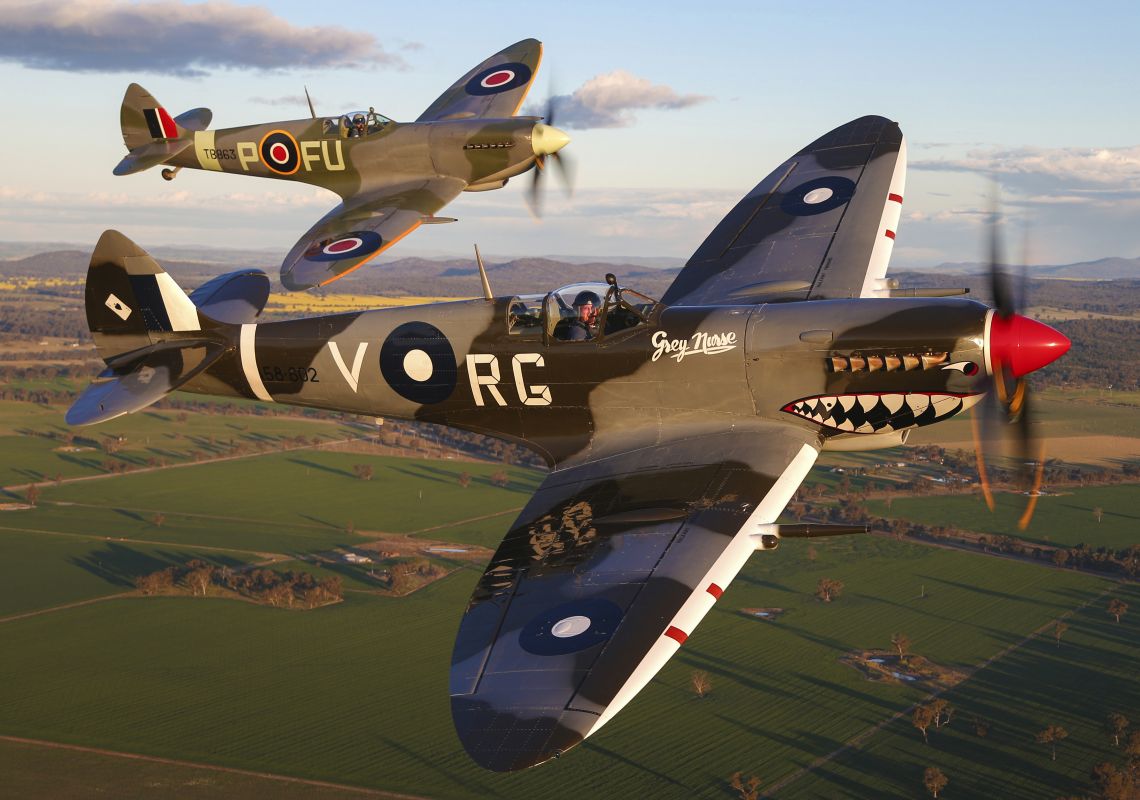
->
xmin=280 ymin=177 xmax=466 ymax=291
xmin=661 ymin=115 xmax=906 ymax=306
xmin=416 ymin=38 xmax=542 ymax=122
xmin=450 ymin=423 xmax=820 ymax=771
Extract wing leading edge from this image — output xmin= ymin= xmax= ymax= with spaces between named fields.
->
xmin=450 ymin=424 xmax=819 ymax=771
xmin=661 ymin=115 xmax=906 ymax=307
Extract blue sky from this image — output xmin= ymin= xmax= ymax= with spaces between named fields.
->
xmin=1 ymin=0 xmax=1138 ymax=268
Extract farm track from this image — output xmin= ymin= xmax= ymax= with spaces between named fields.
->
xmin=0 ymin=735 xmax=428 ymax=799
xmin=1 ymin=434 xmax=368 ymax=493
xmin=766 ymin=580 xmax=1126 ymax=796
xmin=0 ymin=592 xmax=133 ymax=624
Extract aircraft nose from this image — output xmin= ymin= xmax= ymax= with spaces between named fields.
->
xmin=988 ymin=312 xmax=1071 ymax=378
xmin=532 ymin=123 xmax=571 ymax=156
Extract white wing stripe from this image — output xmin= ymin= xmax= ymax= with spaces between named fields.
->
xmin=587 ymin=442 xmax=819 ymax=735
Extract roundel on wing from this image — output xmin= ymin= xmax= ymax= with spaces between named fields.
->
xmin=258 ymin=130 xmax=300 ymax=175
xmin=303 ymin=231 xmax=383 ymax=262
xmin=780 ymin=176 xmax=857 ymax=216
xmin=465 ymin=62 xmax=533 ymax=96
xmin=518 ymin=598 xmax=624 ymax=656
xmin=379 ymin=321 xmax=457 ymax=404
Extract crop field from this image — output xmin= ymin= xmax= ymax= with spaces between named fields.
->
xmin=869 ymin=484 xmax=1140 ymax=550
xmin=0 ymin=389 xmax=1136 ymax=798
xmin=782 ymin=581 xmax=1140 ymax=800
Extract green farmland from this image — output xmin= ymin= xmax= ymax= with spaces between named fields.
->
xmin=0 ymin=395 xmax=1137 ymax=799
xmin=869 ymin=484 xmax=1140 ymax=550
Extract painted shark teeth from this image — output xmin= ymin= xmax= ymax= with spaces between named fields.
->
xmin=781 ymin=392 xmax=980 ymax=434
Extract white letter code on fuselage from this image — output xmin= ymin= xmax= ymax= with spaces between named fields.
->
xmin=466 ymin=354 xmax=550 ymax=407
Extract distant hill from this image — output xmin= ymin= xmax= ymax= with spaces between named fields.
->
xmin=916 ymin=257 xmax=1140 ymax=280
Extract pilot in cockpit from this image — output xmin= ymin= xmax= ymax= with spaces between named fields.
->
xmin=557 ymin=290 xmax=601 ymax=341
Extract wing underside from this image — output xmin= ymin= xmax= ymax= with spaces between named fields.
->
xmin=450 ymin=425 xmax=819 ymax=771
xmin=661 ymin=115 xmax=906 ymax=306
xmin=279 ymin=177 xmax=465 ymax=291
xmin=416 ymin=38 xmax=542 ymax=123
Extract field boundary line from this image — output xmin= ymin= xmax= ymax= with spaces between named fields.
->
xmin=0 ymin=592 xmax=133 ymax=624
xmin=409 ymin=507 xmax=523 ymax=535
xmin=0 ymin=524 xmax=285 ymax=559
xmin=767 ymin=580 xmax=1125 ymax=796
xmin=2 ymin=434 xmax=368 ymax=493
xmin=0 ymin=735 xmax=427 ymax=798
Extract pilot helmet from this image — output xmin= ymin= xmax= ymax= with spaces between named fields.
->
xmin=572 ymin=290 xmax=601 ymax=308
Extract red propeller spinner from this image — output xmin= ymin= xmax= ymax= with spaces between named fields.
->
xmin=987 ymin=312 xmax=1071 ymax=378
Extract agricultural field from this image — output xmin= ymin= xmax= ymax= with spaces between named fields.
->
xmin=0 ymin=383 xmax=1136 ymax=797
xmin=869 ymin=484 xmax=1140 ymax=550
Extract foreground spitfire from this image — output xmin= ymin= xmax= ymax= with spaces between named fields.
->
xmin=71 ymin=115 xmax=1070 ymax=771
xmin=112 ymin=38 xmax=569 ymax=291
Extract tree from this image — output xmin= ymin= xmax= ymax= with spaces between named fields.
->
xmin=1093 ymin=506 xmax=1104 ymax=523
xmin=1036 ymin=724 xmax=1068 ymax=761
xmin=913 ymin=705 xmax=936 ymax=743
xmin=806 ymin=544 xmax=818 ymax=562
xmin=923 ymin=766 xmax=948 ymax=798
xmin=353 ymin=464 xmax=374 ymax=481
xmin=930 ymin=699 xmax=953 ymax=729
xmin=1053 ymin=621 xmax=1069 ymax=648
xmin=815 ymin=577 xmax=844 ymax=603
xmin=24 ymin=483 xmax=39 ymax=507
xmin=1052 ymin=549 xmax=1070 ymax=569
xmin=152 ymin=512 xmax=166 ymax=528
xmin=490 ymin=469 xmax=509 ymax=488
xmin=458 ymin=471 xmax=471 ymax=488
xmin=185 ymin=564 xmax=213 ymax=597
xmin=1092 ymin=760 xmax=1138 ymax=800
xmin=1105 ymin=712 xmax=1130 ymax=747
xmin=1108 ymin=598 xmax=1128 ymax=624
xmin=728 ymin=772 xmax=761 ymax=800
xmin=691 ymin=670 xmax=712 ymax=699
xmin=891 ymin=632 xmax=912 ymax=659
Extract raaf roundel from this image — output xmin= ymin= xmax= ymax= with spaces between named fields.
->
xmin=72 ymin=115 xmax=1070 ymax=771
xmin=111 ymin=38 xmax=570 ymax=291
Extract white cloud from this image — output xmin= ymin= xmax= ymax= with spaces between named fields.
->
xmin=528 ymin=70 xmax=710 ymax=129
xmin=0 ymin=0 xmax=406 ymax=76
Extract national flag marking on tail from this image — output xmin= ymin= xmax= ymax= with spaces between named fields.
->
xmin=143 ymin=107 xmax=177 ymax=139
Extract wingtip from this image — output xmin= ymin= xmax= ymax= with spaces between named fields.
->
xmin=451 ymin=697 xmax=590 ymax=772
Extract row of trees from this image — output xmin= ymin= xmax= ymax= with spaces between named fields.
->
xmin=135 ymin=560 xmax=343 ymax=608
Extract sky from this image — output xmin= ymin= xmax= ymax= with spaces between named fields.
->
xmin=1 ymin=0 xmax=1139 ymax=268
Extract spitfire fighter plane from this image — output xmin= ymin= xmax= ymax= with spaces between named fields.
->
xmin=71 ymin=115 xmax=1069 ymax=772
xmin=112 ymin=38 xmax=571 ymax=291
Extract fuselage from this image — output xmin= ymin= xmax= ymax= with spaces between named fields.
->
xmin=179 ymin=296 xmax=994 ymax=467
xmin=166 ymin=117 xmax=543 ymax=197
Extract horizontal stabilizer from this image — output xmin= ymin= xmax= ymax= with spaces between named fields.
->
xmin=66 ymin=340 xmax=225 ymax=426
xmin=173 ymin=107 xmax=212 ymax=132
xmin=189 ymin=269 xmax=271 ymax=324
xmin=113 ymin=138 xmax=194 ymax=176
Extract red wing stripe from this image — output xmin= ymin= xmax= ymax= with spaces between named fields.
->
xmin=706 ymin=583 xmax=723 ymax=599
xmin=885 ymin=230 xmax=896 ymax=239
xmin=664 ymin=626 xmax=688 ymax=645
xmin=888 ymin=193 xmax=904 ymax=204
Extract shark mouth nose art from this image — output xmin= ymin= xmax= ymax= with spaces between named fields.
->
xmin=781 ymin=392 xmax=981 ymax=433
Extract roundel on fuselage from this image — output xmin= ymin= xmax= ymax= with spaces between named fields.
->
xmin=258 ymin=130 xmax=300 ymax=175
xmin=379 ymin=321 xmax=457 ymax=404
xmin=780 ymin=176 xmax=857 ymax=216
xmin=465 ymin=62 xmax=533 ymax=96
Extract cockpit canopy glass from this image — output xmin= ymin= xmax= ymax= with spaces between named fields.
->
xmin=322 ymin=109 xmax=392 ymax=139
xmin=507 ymin=282 xmax=656 ymax=341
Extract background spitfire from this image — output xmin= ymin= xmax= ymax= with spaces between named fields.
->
xmin=112 ymin=38 xmax=573 ymax=291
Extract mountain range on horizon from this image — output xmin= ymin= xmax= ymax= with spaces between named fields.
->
xmin=1 ymin=246 xmax=1136 ymax=297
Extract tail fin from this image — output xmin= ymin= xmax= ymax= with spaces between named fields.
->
xmin=114 ymin=83 xmax=212 ymax=176
xmin=69 ymin=231 xmax=229 ymax=426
